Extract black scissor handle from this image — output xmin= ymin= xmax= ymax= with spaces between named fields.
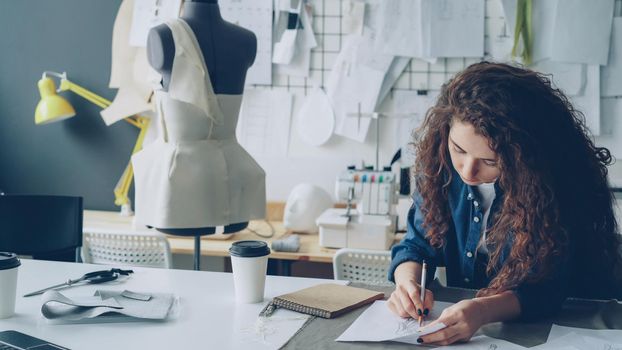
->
xmin=111 ymin=268 xmax=134 ymax=276
xmin=83 ymin=269 xmax=114 ymax=279
xmin=86 ymin=274 xmax=119 ymax=284
xmin=81 ymin=268 xmax=133 ymax=283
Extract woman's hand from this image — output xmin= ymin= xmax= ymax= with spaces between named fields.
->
xmin=387 ymin=278 xmax=435 ymax=319
xmin=418 ymin=299 xmax=488 ymax=346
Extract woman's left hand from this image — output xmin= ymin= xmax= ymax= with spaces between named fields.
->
xmin=418 ymin=299 xmax=488 ymax=346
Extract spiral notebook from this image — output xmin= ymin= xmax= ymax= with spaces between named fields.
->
xmin=264 ymin=283 xmax=384 ymax=319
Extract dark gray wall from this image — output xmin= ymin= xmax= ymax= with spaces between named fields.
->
xmin=0 ymin=0 xmax=138 ymax=211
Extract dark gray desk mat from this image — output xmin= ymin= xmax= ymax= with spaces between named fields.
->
xmin=281 ymin=281 xmax=622 ymax=349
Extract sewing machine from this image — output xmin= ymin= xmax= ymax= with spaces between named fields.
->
xmin=316 ymin=168 xmax=397 ymax=250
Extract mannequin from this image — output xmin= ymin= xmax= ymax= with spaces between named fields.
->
xmin=134 ymin=0 xmax=266 ymax=269
xmin=147 ymin=0 xmax=256 ymax=94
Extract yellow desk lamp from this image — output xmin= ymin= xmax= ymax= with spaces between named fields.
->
xmin=34 ymin=71 xmax=150 ymax=215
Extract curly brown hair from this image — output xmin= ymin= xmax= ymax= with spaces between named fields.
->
xmin=414 ymin=62 xmax=621 ymax=298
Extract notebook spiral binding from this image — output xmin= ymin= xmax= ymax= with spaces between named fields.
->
xmin=272 ymin=298 xmax=331 ymax=318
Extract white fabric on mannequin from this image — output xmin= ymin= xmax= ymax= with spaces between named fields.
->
xmin=167 ymin=19 xmax=224 ymax=126
xmin=132 ymin=18 xmax=266 ymax=229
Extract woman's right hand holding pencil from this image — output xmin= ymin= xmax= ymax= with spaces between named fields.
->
xmin=388 ymin=261 xmax=435 ymax=319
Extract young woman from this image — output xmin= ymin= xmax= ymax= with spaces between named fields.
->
xmin=387 ymin=62 xmax=622 ymax=346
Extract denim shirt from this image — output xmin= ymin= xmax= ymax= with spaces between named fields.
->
xmin=388 ymin=170 xmax=570 ymax=321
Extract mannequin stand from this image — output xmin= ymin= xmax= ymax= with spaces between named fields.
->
xmin=158 ymin=222 xmax=248 ymax=270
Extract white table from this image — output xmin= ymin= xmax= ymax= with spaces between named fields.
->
xmin=0 ymin=259 xmax=341 ymax=349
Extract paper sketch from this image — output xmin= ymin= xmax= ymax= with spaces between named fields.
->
xmin=569 ymin=65 xmax=600 ymax=135
xmin=377 ymin=57 xmax=411 ymax=106
xmin=296 ymin=87 xmax=335 ymax=147
xmin=599 ymin=97 xmax=622 ymax=140
xmin=395 ymin=317 xmax=421 ymax=336
xmin=336 ymin=300 xmax=451 ymax=344
xmin=532 ymin=330 xmax=622 ymax=350
xmin=233 ymin=304 xmax=311 ymax=350
xmin=236 ymin=89 xmax=293 ymax=157
xmin=424 ymin=0 xmax=485 ymax=58
xmin=105 ymin=0 xmax=158 ymax=124
xmin=326 ymin=35 xmax=388 ymax=142
xmin=530 ymin=0 xmax=557 ymax=62
xmin=601 ymin=18 xmax=622 ymax=97
xmin=274 ymin=3 xmax=317 ymax=78
xmin=487 ymin=7 xmax=513 ymax=62
xmin=378 ymin=90 xmax=440 ymax=166
xmin=219 ymin=0 xmax=273 ymax=85
xmin=342 ymin=0 xmax=366 ymax=35
xmin=375 ymin=0 xmax=424 ymax=58
xmin=551 ymin=0 xmax=615 ymax=65
xmin=129 ymin=0 xmax=182 ymax=47
xmin=532 ymin=60 xmax=586 ymax=96
xmin=548 ymin=324 xmax=622 ymax=345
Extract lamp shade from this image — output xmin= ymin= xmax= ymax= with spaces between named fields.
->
xmin=34 ymin=77 xmax=75 ymax=125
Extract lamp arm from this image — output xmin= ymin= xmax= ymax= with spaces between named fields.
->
xmin=54 ymin=75 xmax=139 ymax=129
xmin=59 ymin=79 xmax=111 ymax=109
xmin=42 ymin=72 xmax=152 ymax=214
xmin=113 ymin=117 xmax=150 ymax=207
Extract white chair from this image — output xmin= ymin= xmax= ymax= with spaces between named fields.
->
xmin=333 ymin=248 xmax=393 ymax=285
xmin=81 ymin=230 xmax=173 ymax=269
xmin=333 ymin=248 xmax=448 ymax=286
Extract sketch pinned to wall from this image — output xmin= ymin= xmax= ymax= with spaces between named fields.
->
xmin=342 ymin=0 xmax=366 ymax=35
xmin=129 ymin=0 xmax=182 ymax=47
xmin=525 ymin=0 xmax=557 ymax=63
xmin=378 ymin=90 xmax=440 ymax=166
xmin=599 ymin=98 xmax=622 ymax=139
xmin=296 ymin=87 xmax=335 ymax=146
xmin=531 ymin=60 xmax=586 ymax=96
xmin=273 ymin=1 xmax=303 ymax=65
xmin=601 ymin=17 xmax=622 ymax=97
xmin=104 ymin=0 xmax=160 ymax=126
xmin=220 ymin=0 xmax=273 ymax=85
xmin=326 ymin=35 xmax=389 ymax=142
xmin=550 ymin=0 xmax=615 ymax=66
xmin=375 ymin=0 xmax=425 ymax=58
xmin=237 ymin=89 xmax=293 ymax=157
xmin=377 ymin=58 xmax=411 ymax=105
xmin=425 ymin=0 xmax=485 ymax=58
xmin=489 ymin=0 xmax=514 ymax=61
xmin=273 ymin=2 xmax=318 ymax=78
xmin=571 ymin=65 xmax=601 ymax=135
xmin=374 ymin=0 xmax=484 ymax=60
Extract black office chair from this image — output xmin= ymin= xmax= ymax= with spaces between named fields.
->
xmin=0 ymin=195 xmax=83 ymax=262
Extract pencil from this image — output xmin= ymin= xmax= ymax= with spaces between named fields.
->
xmin=418 ymin=260 xmax=427 ymax=326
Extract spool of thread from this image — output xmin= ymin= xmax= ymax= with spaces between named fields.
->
xmin=271 ymin=234 xmax=300 ymax=252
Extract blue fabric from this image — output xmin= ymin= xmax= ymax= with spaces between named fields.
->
xmin=388 ymin=170 xmax=569 ymax=321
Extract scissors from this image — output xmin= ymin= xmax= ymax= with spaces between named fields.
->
xmin=23 ymin=268 xmax=134 ymax=297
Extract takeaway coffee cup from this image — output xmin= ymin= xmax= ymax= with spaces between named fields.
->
xmin=0 ymin=252 xmax=21 ymax=319
xmin=229 ymin=240 xmax=270 ymax=303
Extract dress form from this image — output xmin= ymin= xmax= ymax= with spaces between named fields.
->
xmin=140 ymin=0 xmax=263 ymax=269
xmin=147 ymin=0 xmax=256 ymax=94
